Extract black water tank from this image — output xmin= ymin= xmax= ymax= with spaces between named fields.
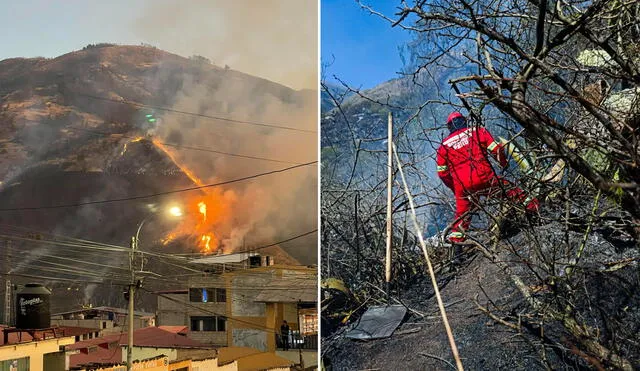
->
xmin=15 ymin=284 xmax=51 ymax=329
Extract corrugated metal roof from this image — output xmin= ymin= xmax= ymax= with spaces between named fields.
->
xmin=190 ymin=252 xmax=259 ymax=264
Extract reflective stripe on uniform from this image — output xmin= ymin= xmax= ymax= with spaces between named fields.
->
xmin=437 ymin=165 xmax=448 ymax=172
xmin=448 ymin=231 xmax=464 ymax=238
xmin=487 ymin=141 xmax=498 ymax=151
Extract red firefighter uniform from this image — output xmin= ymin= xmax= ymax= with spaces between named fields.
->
xmin=436 ymin=112 xmax=538 ymax=243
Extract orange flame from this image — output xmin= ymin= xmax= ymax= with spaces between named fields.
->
xmin=121 ymin=136 xmax=145 ymax=156
xmin=152 ymin=139 xmax=204 ymax=186
xmin=148 ymin=138 xmax=231 ymax=254
xmin=201 ymin=234 xmax=212 ymax=251
xmin=198 ymin=202 xmax=207 ymax=222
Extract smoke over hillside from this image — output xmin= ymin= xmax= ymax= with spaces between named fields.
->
xmin=150 ymin=61 xmax=318 ymax=260
xmin=133 ymin=0 xmax=318 ymax=90
xmin=0 ymin=45 xmax=317 ymax=274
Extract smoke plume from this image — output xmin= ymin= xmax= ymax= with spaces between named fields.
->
xmin=132 ymin=0 xmax=318 ymax=91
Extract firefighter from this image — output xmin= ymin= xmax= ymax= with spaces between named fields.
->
xmin=436 ymin=112 xmax=539 ymax=244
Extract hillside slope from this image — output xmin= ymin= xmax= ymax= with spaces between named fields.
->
xmin=0 ymin=44 xmax=317 ymax=314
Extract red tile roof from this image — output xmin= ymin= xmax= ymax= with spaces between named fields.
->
xmin=0 ymin=326 xmax=96 ymax=345
xmin=69 ymin=344 xmax=122 ymax=368
xmin=157 ymin=325 xmax=188 ymax=335
xmin=69 ymin=327 xmax=211 ymax=367
xmin=125 ymin=326 xmax=208 ymax=348
xmin=69 ymin=326 xmax=209 ymax=351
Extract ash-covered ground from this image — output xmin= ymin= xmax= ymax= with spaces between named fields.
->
xmin=322 ymin=204 xmax=640 ymax=370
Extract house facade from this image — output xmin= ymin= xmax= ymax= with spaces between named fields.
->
xmin=155 ymin=252 xmax=318 ymax=361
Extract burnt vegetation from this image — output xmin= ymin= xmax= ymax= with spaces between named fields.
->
xmin=321 ymin=0 xmax=640 ymax=369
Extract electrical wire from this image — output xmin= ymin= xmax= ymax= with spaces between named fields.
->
xmin=67 ymin=126 xmax=306 ymax=165
xmin=144 ymin=287 xmax=288 ymax=334
xmin=75 ymin=93 xmax=317 ymax=134
xmin=0 ymin=271 xmax=128 ymax=285
xmin=0 ymin=161 xmax=316 ymax=211
xmin=0 ymin=225 xmax=317 ymax=283
xmin=175 ymin=229 xmax=318 ymax=257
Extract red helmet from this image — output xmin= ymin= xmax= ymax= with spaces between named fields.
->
xmin=447 ymin=112 xmax=464 ymax=124
xmin=446 ymin=111 xmax=467 ymax=132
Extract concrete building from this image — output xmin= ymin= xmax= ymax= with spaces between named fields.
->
xmin=155 ymin=251 xmax=318 ymax=369
xmin=156 ymin=290 xmax=189 ymax=328
xmin=224 ymin=265 xmax=316 ymax=353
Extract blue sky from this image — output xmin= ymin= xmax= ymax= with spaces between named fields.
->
xmin=322 ymin=0 xmax=413 ymax=89
xmin=0 ymin=0 xmax=317 ymax=90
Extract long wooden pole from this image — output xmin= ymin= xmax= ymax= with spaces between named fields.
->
xmin=393 ymin=144 xmax=464 ymax=371
xmin=386 ymin=112 xmax=393 ymax=293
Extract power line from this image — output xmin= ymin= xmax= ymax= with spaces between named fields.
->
xmin=143 ymin=287 xmax=311 ymax=334
xmin=174 ymin=229 xmax=318 ymax=258
xmin=75 ymin=93 xmax=317 ymax=134
xmin=66 ymin=126 xmax=306 ymax=165
xmin=0 ymin=271 xmax=128 ymax=285
xmin=0 ymin=161 xmax=317 ymax=211
xmin=0 ymin=226 xmax=316 ymax=283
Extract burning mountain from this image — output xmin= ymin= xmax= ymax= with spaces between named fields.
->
xmin=116 ymin=135 xmax=233 ymax=254
xmin=0 ymin=44 xmax=317 ymax=269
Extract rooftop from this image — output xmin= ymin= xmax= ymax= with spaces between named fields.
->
xmin=157 ymin=325 xmax=188 ymax=335
xmin=190 ymin=251 xmax=259 ymax=264
xmin=191 ymin=246 xmax=302 ymax=266
xmin=52 ymin=306 xmax=154 ymax=318
xmin=217 ymin=347 xmax=294 ymax=371
xmin=68 ymin=326 xmax=209 ymax=351
xmin=0 ymin=325 xmax=97 ymax=345
xmin=68 ymin=326 xmax=212 ymax=367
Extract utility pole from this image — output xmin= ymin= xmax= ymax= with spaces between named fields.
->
xmin=297 ymin=301 xmax=303 ymax=368
xmin=386 ymin=112 xmax=393 ymax=297
xmin=3 ymin=239 xmax=11 ymax=325
xmin=127 ymin=236 xmax=136 ymax=371
xmin=127 ymin=219 xmax=147 ymax=371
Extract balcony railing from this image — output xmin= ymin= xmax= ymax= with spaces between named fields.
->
xmin=276 ymin=330 xmax=317 ymax=350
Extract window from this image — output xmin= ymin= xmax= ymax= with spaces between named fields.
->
xmin=216 ymin=288 xmax=226 ymax=302
xmin=190 ymin=287 xmax=226 ymax=303
xmin=299 ymin=310 xmax=318 ymax=335
xmin=0 ymin=357 xmax=29 ymax=371
xmin=190 ymin=316 xmax=226 ymax=332
xmin=189 ymin=288 xmax=203 ymax=302
xmin=202 ymin=317 xmax=215 ymax=331
xmin=102 ymin=321 xmax=107 ymax=329
xmin=217 ymin=316 xmax=226 ymax=332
